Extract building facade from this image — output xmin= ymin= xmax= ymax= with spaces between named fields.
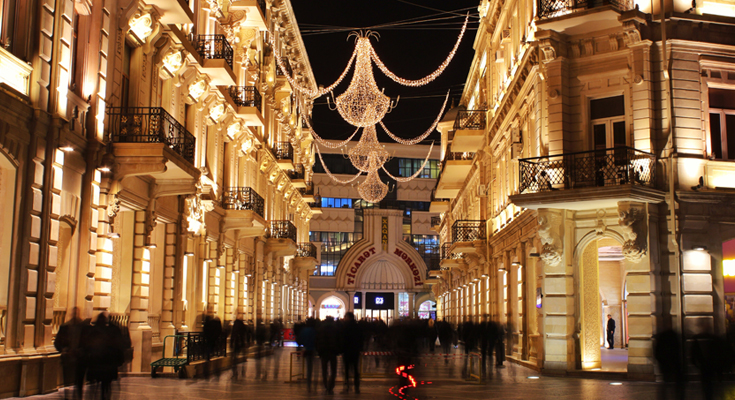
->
xmin=0 ymin=0 xmax=319 ymax=396
xmin=434 ymin=0 xmax=735 ymax=378
xmin=308 ymin=141 xmax=442 ymax=324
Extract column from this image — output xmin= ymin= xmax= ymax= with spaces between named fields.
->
xmin=129 ymin=210 xmax=152 ymax=372
xmin=94 ymin=176 xmax=113 ymax=317
xmin=225 ymin=248 xmax=235 ymax=323
xmin=408 ymin=292 xmax=415 ymax=319
xmin=160 ymin=223 xmax=177 ymax=348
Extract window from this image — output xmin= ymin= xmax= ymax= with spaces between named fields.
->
xmin=398 ymin=159 xmax=440 ymax=179
xmin=320 ymin=197 xmax=353 ymax=209
xmin=310 ymin=232 xmax=360 ymax=276
xmin=709 ymin=88 xmax=735 ymax=160
xmin=410 ymin=235 xmax=440 ymax=271
xmin=590 ymin=95 xmax=626 ymax=150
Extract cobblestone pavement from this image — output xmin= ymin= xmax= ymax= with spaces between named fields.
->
xmin=20 ymin=347 xmax=735 ymax=400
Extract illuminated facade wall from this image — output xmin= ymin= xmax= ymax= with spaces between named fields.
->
xmin=434 ymin=0 xmax=735 ymax=378
xmin=0 ymin=0 xmax=318 ymax=395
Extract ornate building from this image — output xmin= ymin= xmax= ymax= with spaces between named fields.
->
xmin=0 ymin=0 xmax=318 ymax=395
xmin=434 ymin=0 xmax=735 ymax=378
xmin=308 ymin=141 xmax=442 ymax=324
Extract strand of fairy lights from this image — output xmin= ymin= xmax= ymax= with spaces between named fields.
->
xmin=303 ymin=116 xmax=361 ymax=149
xmin=370 ymin=14 xmax=468 ymax=87
xmin=314 ymin=142 xmax=363 ymax=184
xmin=381 ymin=141 xmax=435 ymax=182
xmin=378 ymin=91 xmax=449 ymax=145
xmin=269 ymin=29 xmax=357 ymax=98
xmin=348 ymin=124 xmax=389 ymax=172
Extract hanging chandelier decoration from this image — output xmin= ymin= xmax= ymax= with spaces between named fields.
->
xmin=268 ymin=15 xmax=469 ymax=202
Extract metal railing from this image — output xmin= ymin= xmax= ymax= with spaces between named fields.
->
xmin=191 ymin=34 xmax=233 ymax=69
xmin=179 ymin=331 xmax=227 ymax=363
xmin=288 ymin=165 xmax=305 ymax=180
xmin=229 ymin=86 xmax=262 ymax=109
xmin=267 ymin=220 xmax=297 ymax=242
xmin=431 ymin=216 xmax=442 ymax=226
xmin=452 ymin=220 xmax=486 ymax=242
xmin=307 ymin=201 xmax=321 ymax=209
xmin=441 ymin=243 xmax=462 ymax=260
xmin=222 ymin=187 xmax=265 ymax=217
xmin=453 ymin=110 xmax=487 ymax=130
xmin=107 ymin=107 xmax=196 ymax=163
xmin=299 ymin=182 xmax=314 ymax=196
xmin=518 ymin=147 xmax=656 ymax=193
xmin=538 ymin=0 xmax=634 ymax=19
xmin=109 ymin=313 xmax=129 ymax=328
xmin=273 ymin=141 xmax=294 ymax=161
xmin=296 ymin=242 xmax=317 ymax=258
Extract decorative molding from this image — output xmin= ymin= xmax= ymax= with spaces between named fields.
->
xmin=537 ymin=209 xmax=563 ymax=267
xmin=617 ymin=201 xmax=647 ymax=263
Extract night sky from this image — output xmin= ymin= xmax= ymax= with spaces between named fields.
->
xmin=290 ymin=1 xmax=481 ymax=142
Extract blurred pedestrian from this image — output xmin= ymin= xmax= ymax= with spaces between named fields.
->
xmin=495 ymin=324 xmax=506 ymax=367
xmin=231 ymin=313 xmax=246 ymax=379
xmin=691 ymin=321 xmax=734 ymax=400
xmin=255 ymin=319 xmax=267 ymax=380
xmin=427 ymin=318 xmax=437 ymax=352
xmin=316 ymin=316 xmax=340 ymax=394
xmin=202 ymin=311 xmax=223 ymax=378
xmin=341 ymin=312 xmax=362 ymax=394
xmin=297 ymin=318 xmax=317 ymax=392
xmin=54 ymin=307 xmax=87 ymax=400
xmin=438 ymin=319 xmax=453 ymax=364
xmin=654 ymin=328 xmax=684 ymax=400
xmin=606 ymin=314 xmax=616 ymax=349
xmin=82 ymin=312 xmax=125 ymax=400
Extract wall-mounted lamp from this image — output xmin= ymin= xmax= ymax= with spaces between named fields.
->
xmin=98 ymin=166 xmax=111 ymax=172
xmin=511 ymin=261 xmax=521 ymax=267
xmin=217 ymin=264 xmax=225 ymax=269
xmin=107 ymin=232 xmax=120 ymax=239
xmin=60 ymin=146 xmax=74 ymax=152
xmin=481 ymin=274 xmax=489 ymax=278
xmin=245 ymin=273 xmax=253 ymax=277
xmin=147 ymin=243 xmax=157 ymax=249
xmin=184 ymin=251 xmax=194 ymax=256
xmin=692 ymin=245 xmax=707 ymax=251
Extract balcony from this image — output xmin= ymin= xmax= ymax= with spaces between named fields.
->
xmin=224 ymin=86 xmax=264 ymax=127
xmin=265 ymin=220 xmax=297 ymax=257
xmin=229 ymin=0 xmax=267 ymax=31
xmin=434 ymin=152 xmax=475 ymax=199
xmin=221 ymin=187 xmax=266 ymax=235
xmin=272 ymin=141 xmax=295 ymax=170
xmin=173 ymin=31 xmax=235 ymax=85
xmin=451 ymin=110 xmax=486 ymax=153
xmin=510 ymin=147 xmax=664 ymax=210
xmin=296 ymin=242 xmax=317 ymax=259
xmin=431 ymin=216 xmax=442 ymax=231
xmin=107 ymin=106 xmax=199 ymax=181
xmin=439 ymin=243 xmax=464 ymax=269
xmin=299 ymin=183 xmax=315 ymax=202
xmin=276 ymin=57 xmax=293 ymax=78
xmin=148 ymin=0 xmax=194 ymax=24
xmin=288 ymin=165 xmax=307 ymax=188
xmin=536 ymin=0 xmax=634 ymax=35
xmin=308 ymin=201 xmax=323 ymax=215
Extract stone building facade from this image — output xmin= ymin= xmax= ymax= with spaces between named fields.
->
xmin=0 ymin=0 xmax=318 ymax=396
xmin=433 ymin=0 xmax=735 ymax=378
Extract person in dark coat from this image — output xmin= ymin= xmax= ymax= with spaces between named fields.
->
xmin=297 ymin=318 xmax=317 ymax=392
xmin=316 ymin=316 xmax=340 ymax=394
xmin=606 ymin=314 xmax=616 ymax=349
xmin=495 ymin=324 xmax=506 ymax=367
xmin=55 ymin=307 xmax=87 ymax=400
xmin=341 ymin=312 xmax=363 ymax=394
xmin=231 ymin=314 xmax=246 ymax=379
xmin=82 ymin=312 xmax=125 ymax=400
xmin=438 ymin=319 xmax=454 ymax=364
xmin=654 ymin=328 xmax=685 ymax=400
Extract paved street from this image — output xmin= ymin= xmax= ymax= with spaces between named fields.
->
xmin=19 ymin=346 xmax=735 ymax=400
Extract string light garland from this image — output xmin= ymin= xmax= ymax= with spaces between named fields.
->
xmin=370 ymin=14 xmax=468 ymax=87
xmin=381 ymin=141 xmax=435 ymax=182
xmin=303 ymin=116 xmax=361 ymax=149
xmin=348 ymin=124 xmax=390 ymax=172
xmin=378 ymin=91 xmax=449 ymax=145
xmin=314 ymin=142 xmax=363 ymax=184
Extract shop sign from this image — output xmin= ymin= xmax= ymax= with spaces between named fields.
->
xmin=393 ymin=248 xmax=422 ymax=285
xmin=346 ymin=247 xmax=377 ymax=285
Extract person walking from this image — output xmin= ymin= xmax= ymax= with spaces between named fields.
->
xmin=316 ymin=316 xmax=340 ymax=394
xmin=297 ymin=318 xmax=317 ymax=392
xmin=606 ymin=314 xmax=616 ymax=349
xmin=82 ymin=312 xmax=125 ymax=400
xmin=54 ymin=307 xmax=87 ymax=400
xmin=341 ymin=312 xmax=362 ymax=394
xmin=231 ymin=313 xmax=246 ymax=379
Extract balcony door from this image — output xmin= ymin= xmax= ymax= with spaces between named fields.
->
xmin=589 ymin=95 xmax=627 ymax=186
xmin=709 ymin=88 xmax=735 ymax=160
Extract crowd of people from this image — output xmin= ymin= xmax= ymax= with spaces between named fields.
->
xmin=54 ymin=308 xmax=132 ymax=400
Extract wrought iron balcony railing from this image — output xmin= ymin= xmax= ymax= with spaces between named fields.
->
xmin=222 ymin=187 xmax=265 ymax=217
xmin=288 ymin=165 xmax=305 ymax=180
xmin=296 ymin=242 xmax=317 ymax=258
xmin=229 ymin=86 xmax=262 ymax=109
xmin=300 ymin=182 xmax=314 ymax=196
xmin=107 ymin=107 xmax=196 ymax=163
xmin=518 ymin=147 xmax=656 ymax=194
xmin=453 ymin=110 xmax=487 ymax=131
xmin=538 ymin=0 xmax=634 ymax=20
xmin=441 ymin=243 xmax=462 ymax=260
xmin=308 ymin=201 xmax=321 ymax=209
xmin=273 ymin=141 xmax=294 ymax=160
xmin=445 ymin=151 xmax=476 ymax=161
xmin=452 ymin=220 xmax=486 ymax=242
xmin=431 ymin=216 xmax=442 ymax=226
xmin=191 ymin=34 xmax=233 ymax=69
xmin=267 ymin=220 xmax=297 ymax=242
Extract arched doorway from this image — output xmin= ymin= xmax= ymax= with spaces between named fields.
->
xmin=579 ymin=237 xmax=628 ymax=372
xmin=418 ymin=300 xmax=436 ymax=319
xmin=319 ymin=295 xmax=345 ymax=320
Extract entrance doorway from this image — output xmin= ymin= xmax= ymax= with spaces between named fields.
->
xmin=579 ymin=238 xmax=628 ymax=372
xmin=319 ymin=296 xmax=345 ymax=320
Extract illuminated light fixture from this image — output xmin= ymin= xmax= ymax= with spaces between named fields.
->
xmin=234 ymin=270 xmax=240 ymax=274
xmin=217 ymin=264 xmax=225 ymax=269
xmin=208 ymin=104 xmax=225 ymax=123
xmin=184 ymin=251 xmax=195 ymax=256
xmin=481 ymin=274 xmax=489 ymax=278
xmin=724 ymin=260 xmax=735 ymax=277
xmin=511 ymin=261 xmax=520 ymax=267
xmin=188 ymin=80 xmax=208 ymax=102
xmin=161 ymin=50 xmax=184 ymax=77
xmin=98 ymin=166 xmax=111 ymax=172
xmin=245 ymin=273 xmax=252 ymax=277
xmin=60 ymin=146 xmax=74 ymax=152
xmin=609 ymin=382 xmax=623 ymax=386
xmin=128 ymin=13 xmax=153 ymax=44
xmin=227 ymin=121 xmax=241 ymax=140
xmin=107 ymin=232 xmax=120 ymax=239
xmin=147 ymin=243 xmax=157 ymax=249
xmin=692 ymin=245 xmax=707 ymax=251
xmin=527 ymin=376 xmax=540 ymax=379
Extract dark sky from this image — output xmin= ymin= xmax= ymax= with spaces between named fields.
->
xmin=290 ymin=0 xmax=481 ymax=142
